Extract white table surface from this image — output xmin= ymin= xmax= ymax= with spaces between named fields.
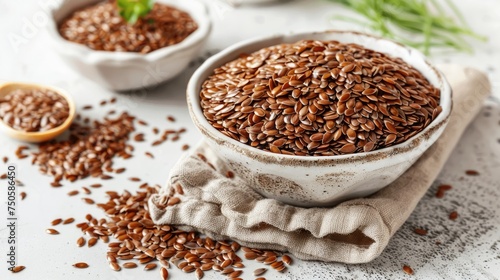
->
xmin=1 ymin=0 xmax=499 ymax=279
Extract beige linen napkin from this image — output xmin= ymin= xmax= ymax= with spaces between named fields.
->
xmin=149 ymin=65 xmax=491 ymax=263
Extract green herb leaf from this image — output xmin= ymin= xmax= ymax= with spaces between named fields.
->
xmin=117 ymin=0 xmax=155 ymax=24
xmin=328 ymin=0 xmax=487 ymax=55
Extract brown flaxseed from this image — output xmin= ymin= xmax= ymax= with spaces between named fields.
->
xmin=182 ymin=144 xmax=190 ymax=151
xmin=77 ymin=237 xmax=86 ymax=247
xmin=83 ymin=198 xmax=95 ymax=205
xmin=68 ymin=190 xmax=79 ymax=196
xmin=145 ymin=263 xmax=157 ymax=271
xmin=200 ymin=40 xmax=441 ymax=156
xmin=449 ymin=211 xmax=458 ymax=220
xmin=122 ymin=262 xmax=138 ymax=269
xmin=73 ymin=262 xmax=89 ymax=269
xmin=46 ymin=228 xmax=60 ymax=235
xmin=2 ymin=156 xmax=8 ymax=163
xmin=161 ymin=267 xmax=169 ymax=280
xmin=20 ymin=192 xmax=27 ymax=200
xmin=414 ymin=228 xmax=428 ymax=235
xmin=11 ymin=265 xmax=26 ymax=273
xmin=59 ymin=2 xmax=197 ymax=54
xmin=403 ymin=265 xmax=414 ymax=275
xmin=31 ymin=112 xmax=136 ymax=182
xmin=63 ymin=218 xmax=75 ymax=224
xmin=51 ymin=218 xmax=63 ymax=226
xmin=465 ymin=170 xmax=479 ymax=176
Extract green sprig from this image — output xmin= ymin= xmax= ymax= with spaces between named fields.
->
xmin=117 ymin=0 xmax=155 ymax=24
xmin=329 ymin=0 xmax=487 ymax=55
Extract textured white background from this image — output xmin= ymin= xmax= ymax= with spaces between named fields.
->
xmin=0 ymin=0 xmax=499 ymax=279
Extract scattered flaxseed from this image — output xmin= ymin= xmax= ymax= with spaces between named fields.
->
xmin=167 ymin=115 xmax=176 ymax=122
xmin=88 ymin=237 xmax=97 ymax=247
xmin=100 ymin=100 xmax=107 ymax=106
xmin=82 ymin=187 xmax=91 ymax=195
xmin=161 ymin=267 xmax=169 ymax=280
xmin=115 ymin=168 xmax=126 ymax=174
xmin=110 ymin=97 xmax=117 ymax=104
xmin=101 ymin=175 xmax=113 ymax=180
xmin=77 ymin=237 xmax=86 ymax=247
xmin=2 ymin=156 xmax=8 ymax=163
xmin=82 ymin=105 xmax=93 ymax=110
xmin=46 ymin=228 xmax=60 ymax=235
xmin=82 ymin=198 xmax=95 ymax=205
xmin=20 ymin=192 xmax=27 ymax=200
xmin=449 ymin=211 xmax=458 ymax=220
xmin=51 ymin=182 xmax=63 ymax=187
xmin=90 ymin=183 xmax=102 ymax=188
xmin=51 ymin=218 xmax=63 ymax=226
xmin=31 ymin=112 xmax=136 ymax=183
xmin=134 ymin=133 xmax=145 ymax=142
xmin=153 ymin=127 xmax=159 ymax=134
xmin=122 ymin=262 xmax=138 ymax=269
xmin=282 ymin=254 xmax=292 ymax=265
xmin=436 ymin=184 xmax=452 ymax=198
xmin=108 ymin=110 xmax=116 ymax=115
xmin=226 ymin=171 xmax=235 ymax=179
xmin=138 ymin=120 xmax=148 ymax=126
xmin=465 ymin=170 xmax=479 ymax=176
xmin=144 ymin=263 xmax=157 ymax=271
xmin=145 ymin=152 xmax=154 ymax=159
xmin=129 ymin=177 xmax=141 ymax=182
xmin=182 ymin=144 xmax=190 ymax=151
xmin=11 ymin=265 xmax=25 ymax=273
xmin=403 ymin=265 xmax=414 ymax=275
xmin=63 ymin=218 xmax=75 ymax=224
xmin=414 ymin=228 xmax=428 ymax=235
xmin=254 ymin=268 xmax=267 ymax=276
xmin=0 ymin=173 xmax=7 ymax=179
xmin=73 ymin=262 xmax=89 ymax=269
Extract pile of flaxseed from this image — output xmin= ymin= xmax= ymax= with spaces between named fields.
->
xmin=201 ymin=40 xmax=442 ymax=156
xmin=59 ymin=2 xmax=198 ymax=53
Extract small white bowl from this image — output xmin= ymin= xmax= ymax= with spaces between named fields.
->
xmin=47 ymin=0 xmax=211 ymax=91
xmin=187 ymin=30 xmax=452 ymax=207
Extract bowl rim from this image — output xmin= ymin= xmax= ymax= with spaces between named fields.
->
xmin=0 ymin=82 xmax=76 ymax=139
xmin=45 ymin=0 xmax=211 ymax=65
xmin=187 ymin=30 xmax=452 ymax=165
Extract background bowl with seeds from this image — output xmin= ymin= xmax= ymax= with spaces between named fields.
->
xmin=187 ymin=30 xmax=452 ymax=207
xmin=46 ymin=0 xmax=211 ymax=91
xmin=0 ymin=82 xmax=76 ymax=143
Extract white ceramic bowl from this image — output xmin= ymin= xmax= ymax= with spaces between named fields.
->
xmin=47 ymin=0 xmax=211 ymax=91
xmin=187 ymin=30 xmax=452 ymax=207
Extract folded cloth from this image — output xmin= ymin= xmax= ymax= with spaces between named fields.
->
xmin=149 ymin=65 xmax=491 ymax=263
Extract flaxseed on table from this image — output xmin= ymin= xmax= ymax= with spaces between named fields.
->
xmin=200 ymin=40 xmax=442 ymax=156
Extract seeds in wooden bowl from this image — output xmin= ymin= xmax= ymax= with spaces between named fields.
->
xmin=0 ymin=88 xmax=69 ymax=132
xmin=58 ymin=2 xmax=198 ymax=54
xmin=200 ymin=40 xmax=441 ymax=156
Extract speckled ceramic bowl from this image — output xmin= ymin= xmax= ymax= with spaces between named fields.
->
xmin=187 ymin=30 xmax=452 ymax=207
xmin=47 ymin=0 xmax=211 ymax=91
